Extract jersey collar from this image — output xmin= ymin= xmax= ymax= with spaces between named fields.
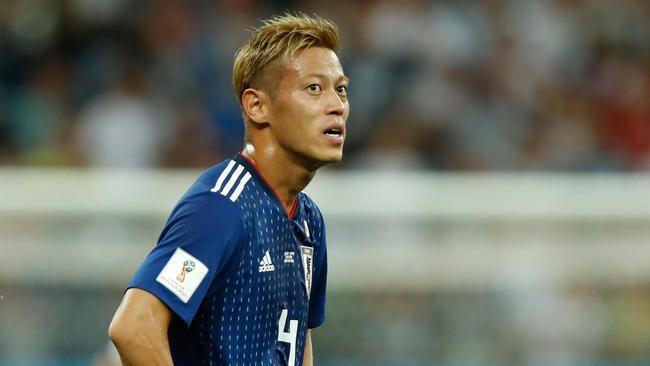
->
xmin=234 ymin=153 xmax=299 ymax=220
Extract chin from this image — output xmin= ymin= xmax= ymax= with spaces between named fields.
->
xmin=318 ymin=151 xmax=343 ymax=165
xmin=304 ymin=150 xmax=343 ymax=170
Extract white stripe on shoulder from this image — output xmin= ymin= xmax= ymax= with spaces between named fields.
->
xmin=210 ymin=160 xmax=236 ymax=193
xmin=229 ymin=172 xmax=251 ymax=202
xmin=220 ymin=164 xmax=244 ymax=196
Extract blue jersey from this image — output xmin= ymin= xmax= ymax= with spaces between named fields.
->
xmin=128 ymin=153 xmax=328 ymax=366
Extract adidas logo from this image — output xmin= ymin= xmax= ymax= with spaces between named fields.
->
xmin=258 ymin=250 xmax=275 ymax=272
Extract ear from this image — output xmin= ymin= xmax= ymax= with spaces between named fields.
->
xmin=241 ymin=88 xmax=271 ymax=125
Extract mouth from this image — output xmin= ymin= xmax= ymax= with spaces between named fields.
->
xmin=323 ymin=123 xmax=345 ymax=143
xmin=324 ymin=128 xmax=343 ymax=138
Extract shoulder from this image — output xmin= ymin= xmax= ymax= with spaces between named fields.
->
xmin=169 ymin=159 xmax=251 ymax=227
xmin=299 ymin=192 xmax=324 ymax=221
xmin=188 ymin=159 xmax=246 ymax=197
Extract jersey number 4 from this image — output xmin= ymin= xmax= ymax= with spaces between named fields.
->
xmin=277 ymin=308 xmax=298 ymax=366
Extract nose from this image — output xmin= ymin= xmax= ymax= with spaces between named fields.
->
xmin=325 ymin=89 xmax=346 ymax=116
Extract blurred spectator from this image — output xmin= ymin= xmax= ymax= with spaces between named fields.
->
xmin=5 ymin=57 xmax=76 ymax=165
xmin=76 ymin=58 xmax=172 ymax=167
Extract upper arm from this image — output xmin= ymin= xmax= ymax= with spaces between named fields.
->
xmin=110 ymin=288 xmax=173 ymax=340
xmin=108 ymin=288 xmax=175 ymax=365
xmin=127 ymin=193 xmax=244 ymax=325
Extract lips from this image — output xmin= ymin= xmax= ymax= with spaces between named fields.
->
xmin=323 ymin=122 xmax=345 ymax=140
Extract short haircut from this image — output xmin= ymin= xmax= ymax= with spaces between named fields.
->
xmin=232 ymin=13 xmax=341 ymax=105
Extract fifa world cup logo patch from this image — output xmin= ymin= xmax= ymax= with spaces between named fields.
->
xmin=176 ymin=260 xmax=196 ymax=282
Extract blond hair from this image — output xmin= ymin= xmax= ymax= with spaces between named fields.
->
xmin=232 ymin=13 xmax=341 ymax=105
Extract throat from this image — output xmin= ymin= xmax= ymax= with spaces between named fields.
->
xmin=240 ymin=150 xmax=314 ymax=216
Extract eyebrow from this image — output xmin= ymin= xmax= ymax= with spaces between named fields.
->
xmin=306 ymin=73 xmax=350 ymax=84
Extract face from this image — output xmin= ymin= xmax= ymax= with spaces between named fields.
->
xmin=267 ymin=47 xmax=349 ymax=169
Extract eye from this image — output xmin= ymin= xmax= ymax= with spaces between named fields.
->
xmin=336 ymin=85 xmax=348 ymax=95
xmin=307 ymin=84 xmax=321 ymax=93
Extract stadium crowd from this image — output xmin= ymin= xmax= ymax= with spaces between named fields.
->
xmin=1 ymin=0 xmax=649 ymax=171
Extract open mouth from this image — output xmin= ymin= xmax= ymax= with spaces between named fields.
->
xmin=324 ymin=127 xmax=343 ymax=138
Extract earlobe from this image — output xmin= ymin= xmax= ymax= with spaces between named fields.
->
xmin=242 ymin=88 xmax=269 ymax=125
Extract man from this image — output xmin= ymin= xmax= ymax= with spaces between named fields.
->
xmin=108 ymin=13 xmax=349 ymax=366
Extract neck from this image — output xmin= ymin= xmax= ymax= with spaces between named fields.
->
xmin=242 ymin=143 xmax=316 ymax=213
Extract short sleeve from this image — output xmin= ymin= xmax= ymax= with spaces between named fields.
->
xmin=307 ymin=215 xmax=328 ymax=328
xmin=128 ymin=192 xmax=243 ymax=326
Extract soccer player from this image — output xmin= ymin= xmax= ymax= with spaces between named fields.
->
xmin=108 ymin=13 xmax=349 ymax=366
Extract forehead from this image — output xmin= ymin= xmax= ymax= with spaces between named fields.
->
xmin=282 ymin=47 xmax=344 ymax=80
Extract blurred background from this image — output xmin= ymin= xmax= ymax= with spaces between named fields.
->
xmin=1 ymin=0 xmax=650 ymax=365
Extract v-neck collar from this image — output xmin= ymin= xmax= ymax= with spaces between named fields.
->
xmin=234 ymin=153 xmax=299 ymax=220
